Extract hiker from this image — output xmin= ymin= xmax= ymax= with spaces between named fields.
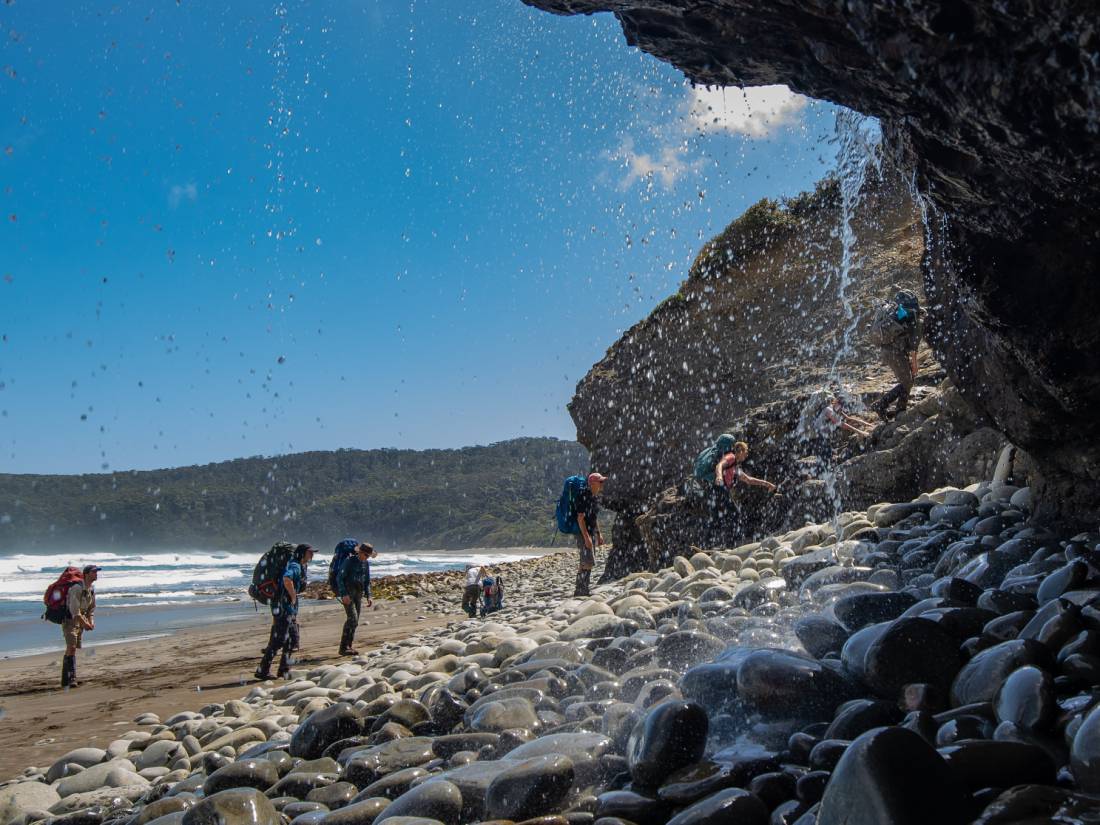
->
xmin=462 ymin=564 xmax=486 ymax=617
xmin=493 ymin=573 xmax=505 ymax=611
xmin=61 ymin=565 xmax=99 ymax=688
xmin=255 ymin=543 xmax=313 ymax=680
xmin=573 ymin=472 xmax=605 ymax=598
xmin=715 ymin=441 xmax=777 ymax=494
xmin=480 ymin=575 xmax=496 ymax=617
xmin=869 ymin=288 xmax=923 ymax=419
xmin=337 ymin=542 xmax=374 ymax=656
xmin=799 ymin=390 xmax=876 ymax=474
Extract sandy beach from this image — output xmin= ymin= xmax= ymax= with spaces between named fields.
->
xmin=0 ymin=597 xmax=452 ymax=781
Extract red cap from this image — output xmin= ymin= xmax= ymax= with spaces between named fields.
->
xmin=587 ymin=472 xmax=607 ymax=485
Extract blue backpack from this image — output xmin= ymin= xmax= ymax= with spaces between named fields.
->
xmin=555 ymin=475 xmax=588 ymax=535
xmin=327 ymin=538 xmax=359 ymax=591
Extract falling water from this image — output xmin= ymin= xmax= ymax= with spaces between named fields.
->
xmin=803 ymin=109 xmax=883 ymax=536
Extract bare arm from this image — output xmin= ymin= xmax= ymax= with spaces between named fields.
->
xmin=715 ymin=454 xmax=733 ymax=486
xmin=283 ymin=576 xmax=297 ymax=609
xmin=578 ymin=513 xmax=593 ymax=550
xmin=909 ymin=351 xmax=919 ymax=378
xmin=738 ymin=471 xmax=777 ymax=493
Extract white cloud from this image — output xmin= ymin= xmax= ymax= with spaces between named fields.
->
xmin=687 ymin=84 xmax=808 ymax=138
xmin=168 ymin=182 xmax=198 ymax=208
xmin=609 ymin=137 xmax=703 ymax=190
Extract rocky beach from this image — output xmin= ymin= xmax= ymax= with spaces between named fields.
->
xmin=3 ymin=476 xmax=1100 ymax=825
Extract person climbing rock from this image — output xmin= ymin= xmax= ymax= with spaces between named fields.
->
xmin=869 ymin=289 xmax=923 ymax=420
xmin=255 ymin=543 xmax=313 ymax=680
xmin=715 ymin=441 xmax=777 ymax=494
xmin=61 ymin=565 xmax=98 ymax=688
xmin=337 ymin=542 xmax=374 ymax=655
xmin=573 ymin=472 xmax=605 ymax=597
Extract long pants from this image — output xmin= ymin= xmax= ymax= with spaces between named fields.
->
xmin=879 ymin=346 xmax=914 ymax=413
xmin=340 ymin=589 xmax=363 ymax=651
xmin=462 ymin=585 xmax=480 ymax=617
xmin=259 ymin=611 xmax=299 ymax=676
xmin=574 ymin=533 xmax=594 ymax=597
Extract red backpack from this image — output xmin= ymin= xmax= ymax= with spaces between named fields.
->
xmin=43 ymin=567 xmax=84 ymax=624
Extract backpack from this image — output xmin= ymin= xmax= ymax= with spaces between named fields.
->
xmin=249 ymin=541 xmax=296 ymax=605
xmin=693 ymin=445 xmax=722 ymax=483
xmin=555 ymin=475 xmax=588 ymax=535
xmin=42 ymin=567 xmax=84 ymax=624
xmin=328 ymin=538 xmax=360 ymax=591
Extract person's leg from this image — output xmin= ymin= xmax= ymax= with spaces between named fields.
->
xmin=574 ymin=533 xmax=594 ymax=597
xmin=875 ymin=348 xmax=912 ymax=417
xmin=278 ymin=617 xmax=299 ymax=678
xmin=339 ymin=595 xmax=358 ymax=653
xmin=256 ymin=614 xmax=283 ymax=678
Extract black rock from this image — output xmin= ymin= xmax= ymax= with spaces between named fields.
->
xmin=483 ymin=754 xmax=575 ymax=821
xmin=855 ymin=617 xmax=964 ymax=698
xmin=316 ymin=797 xmax=390 ymax=825
xmin=290 ymin=704 xmax=365 ymax=761
xmin=203 ymin=761 xmax=280 ymax=796
xmin=972 ymin=784 xmax=1100 ymax=825
xmin=656 ymin=631 xmax=726 ymax=670
xmin=305 ymin=784 xmax=357 ymax=811
xmin=817 ymin=727 xmax=968 ymax=825
xmin=183 ymin=790 xmax=281 ymax=825
xmin=626 ymin=701 xmax=708 ymax=788
xmin=950 ymin=639 xmax=1055 ymax=706
xmin=808 ymin=740 xmax=849 ymax=772
xmin=935 ymin=716 xmax=993 ymax=746
xmin=737 ymin=649 xmax=860 ymax=719
xmin=657 ymin=748 xmax=778 ymax=806
xmin=664 ymin=788 xmax=769 ymax=825
xmin=832 ymin=592 xmax=918 ymax=631
xmin=794 ymin=616 xmax=850 ymax=659
xmin=372 ymin=780 xmax=461 ymax=825
xmin=266 ymin=773 xmax=337 ymax=801
xmin=429 ymin=733 xmax=498 ymax=760
xmin=593 ymin=790 xmax=672 ymax=825
xmin=938 ymin=740 xmax=1056 ymax=791
xmin=795 ymin=770 xmax=829 ymax=805
xmin=1070 ymin=702 xmax=1100 ymax=793
xmin=1036 ymin=561 xmax=1089 ymax=604
xmin=993 ymin=665 xmax=1055 ymax=732
xmin=824 ymin=699 xmax=901 ymax=740
xmin=747 ymin=771 xmax=796 ymax=811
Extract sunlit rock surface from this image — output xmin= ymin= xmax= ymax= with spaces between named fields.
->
xmin=524 ymin=0 xmax=1100 ymax=525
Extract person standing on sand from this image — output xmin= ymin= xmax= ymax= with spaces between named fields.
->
xmin=255 ymin=543 xmax=313 ymax=681
xmin=462 ymin=564 xmax=485 ymax=618
xmin=61 ymin=565 xmax=99 ymax=688
xmin=573 ymin=472 xmax=606 ymax=598
xmin=337 ymin=542 xmax=374 ymax=656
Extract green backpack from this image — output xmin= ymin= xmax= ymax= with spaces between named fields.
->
xmin=693 ymin=434 xmax=736 ymax=483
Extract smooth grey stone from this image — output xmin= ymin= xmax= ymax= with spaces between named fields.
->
xmin=737 ymin=649 xmax=860 ymax=719
xmin=265 ymin=773 xmax=337 ymax=800
xmin=950 ymin=639 xmax=1054 ymax=706
xmin=506 ymin=732 xmax=612 ymax=785
xmin=203 ymin=761 xmax=280 ymax=796
xmin=1071 ymin=702 xmax=1100 ymax=792
xmin=993 ymin=666 xmax=1055 ymax=732
xmin=374 ymin=781 xmax=460 ymax=825
xmin=655 ymin=631 xmax=725 ymax=670
xmin=341 ymin=739 xmax=435 ymax=788
xmin=182 ymin=789 xmax=280 ymax=825
xmin=355 ymin=768 xmax=429 ymax=801
xmin=134 ymin=797 xmax=196 ymax=825
xmin=290 ymin=705 xmax=364 ymax=761
xmin=483 ymin=754 xmax=575 ymax=821
xmin=466 ymin=697 xmax=540 ymax=734
xmin=832 ymin=592 xmax=918 ymax=631
xmin=429 ymin=734 xmax=499 ymax=760
xmin=318 ymin=797 xmax=390 ymax=825
xmin=794 ymin=615 xmax=849 ymax=658
xmin=306 ymin=783 xmax=358 ymax=811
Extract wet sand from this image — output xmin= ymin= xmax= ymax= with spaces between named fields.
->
xmin=0 ymin=597 xmax=453 ymax=780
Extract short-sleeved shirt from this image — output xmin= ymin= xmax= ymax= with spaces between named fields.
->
xmin=281 ymin=560 xmax=306 ymax=615
xmin=574 ymin=487 xmax=600 ymax=533
xmin=720 ymin=453 xmax=742 ymax=488
xmin=66 ymin=582 xmax=95 ymax=624
xmin=338 ymin=556 xmax=371 ymax=598
xmin=466 ymin=566 xmax=481 ymax=587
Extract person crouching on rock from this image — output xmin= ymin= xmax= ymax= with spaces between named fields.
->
xmin=462 ymin=564 xmax=486 ymax=617
xmin=574 ymin=472 xmax=606 ymax=598
xmin=256 ymin=543 xmax=313 ymax=680
xmin=62 ymin=565 xmax=99 ymax=688
xmin=869 ymin=288 xmax=923 ymax=420
xmin=337 ymin=542 xmax=374 ymax=656
xmin=715 ymin=441 xmax=777 ymax=495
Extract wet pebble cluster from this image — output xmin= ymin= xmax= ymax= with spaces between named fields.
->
xmin=3 ymin=477 xmax=1100 ymax=825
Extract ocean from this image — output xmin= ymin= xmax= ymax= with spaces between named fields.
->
xmin=0 ymin=547 xmax=544 ymax=659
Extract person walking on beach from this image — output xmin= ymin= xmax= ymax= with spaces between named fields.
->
xmin=573 ymin=472 xmax=606 ymax=598
xmin=462 ymin=563 xmax=486 ymax=618
xmin=869 ymin=288 xmax=923 ymax=420
xmin=61 ymin=565 xmax=99 ymax=688
xmin=255 ymin=543 xmax=313 ymax=681
xmin=337 ymin=542 xmax=374 ymax=656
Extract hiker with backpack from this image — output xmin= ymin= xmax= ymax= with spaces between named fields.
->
xmin=44 ymin=564 xmax=99 ymax=688
xmin=714 ymin=441 xmax=778 ymax=495
xmin=869 ymin=288 xmax=923 ymax=420
xmin=556 ymin=472 xmax=606 ymax=598
xmin=255 ymin=543 xmax=314 ymax=681
xmin=462 ymin=564 xmax=487 ymax=617
xmin=336 ymin=542 xmax=374 ymax=656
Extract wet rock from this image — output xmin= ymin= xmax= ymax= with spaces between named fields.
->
xmin=203 ymin=761 xmax=280 ymax=796
xmin=832 ymin=592 xmax=918 ymax=631
xmin=857 ymin=617 xmax=965 ymax=697
xmin=307 ymin=784 xmax=358 ymax=811
xmin=593 ymin=791 xmax=671 ymax=825
xmin=950 ymin=640 xmax=1054 ymax=706
xmin=794 ymin=616 xmax=850 ymax=659
xmin=1070 ymin=702 xmax=1100 ymax=792
xmin=0 ymin=781 xmax=62 ymax=825
xmin=655 ymin=632 xmax=725 ymax=670
xmin=1036 ymin=561 xmax=1089 ymax=605
xmin=468 ymin=698 xmax=540 ymax=734
xmin=658 ymin=750 xmax=779 ymax=806
xmin=291 ymin=705 xmax=364 ymax=761
xmin=825 ymin=699 xmax=901 ymax=740
xmin=136 ymin=798 xmax=197 ymax=825
xmin=266 ymin=773 xmax=337 ymax=800
xmin=938 ymin=740 xmax=1056 ymax=791
xmin=973 ymin=784 xmax=1100 ymax=824
xmin=664 ymin=788 xmax=769 ymax=825
xmin=817 ymin=727 xmax=968 ymax=825
xmin=993 ymin=666 xmax=1055 ymax=732
xmin=484 ymin=755 xmax=575 ymax=821
xmin=182 ymin=789 xmax=280 ymax=825
xmin=54 ymin=761 xmax=148 ymax=798
xmin=357 ymin=769 xmax=430 ymax=802
xmin=738 ymin=649 xmax=859 ymax=719
xmin=373 ymin=782 xmax=461 ymax=825
xmin=429 ymin=734 xmax=498 ymax=760
xmin=507 ymin=733 xmax=612 ymax=785
xmin=342 ymin=739 xmax=435 ymax=788
xmin=318 ymin=797 xmax=390 ymax=825
xmin=626 ymin=701 xmax=708 ymax=787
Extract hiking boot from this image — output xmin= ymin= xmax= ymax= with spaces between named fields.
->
xmin=339 ymin=648 xmax=358 ymax=656
xmin=254 ymin=669 xmax=273 ymax=681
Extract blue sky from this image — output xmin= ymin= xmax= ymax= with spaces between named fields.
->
xmin=0 ymin=1 xmax=838 ymax=474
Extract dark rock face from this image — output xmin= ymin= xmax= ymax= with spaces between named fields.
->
xmin=523 ymin=0 xmax=1100 ymax=526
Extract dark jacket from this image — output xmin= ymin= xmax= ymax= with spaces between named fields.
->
xmin=337 ymin=555 xmax=371 ymax=599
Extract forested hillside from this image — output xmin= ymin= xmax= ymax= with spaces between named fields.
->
xmin=0 ymin=438 xmax=590 ymax=551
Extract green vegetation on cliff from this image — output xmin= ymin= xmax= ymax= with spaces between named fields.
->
xmin=0 ymin=438 xmax=589 ymax=551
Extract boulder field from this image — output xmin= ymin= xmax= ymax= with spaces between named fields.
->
xmin=3 ymin=474 xmax=1100 ymax=824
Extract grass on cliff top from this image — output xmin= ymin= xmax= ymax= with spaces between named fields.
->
xmin=643 ymin=176 xmax=840 ymax=325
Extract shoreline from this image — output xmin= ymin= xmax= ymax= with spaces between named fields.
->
xmin=0 ymin=549 xmax=569 ymax=780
